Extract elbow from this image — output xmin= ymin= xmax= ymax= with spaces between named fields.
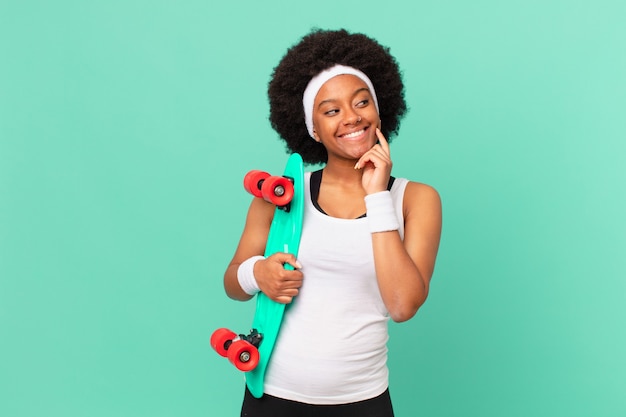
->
xmin=225 ymin=288 xmax=255 ymax=302
xmin=224 ymin=280 xmax=255 ymax=302
xmin=225 ymin=288 xmax=252 ymax=302
xmin=224 ymin=270 xmax=254 ymax=302
xmin=389 ymin=304 xmax=419 ymax=323
xmin=388 ymin=292 xmax=429 ymax=323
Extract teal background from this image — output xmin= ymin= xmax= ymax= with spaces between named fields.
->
xmin=1 ymin=1 xmax=624 ymax=416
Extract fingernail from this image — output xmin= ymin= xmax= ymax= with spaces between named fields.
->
xmin=295 ymin=261 xmax=303 ymax=269
xmin=354 ymin=162 xmax=360 ymax=169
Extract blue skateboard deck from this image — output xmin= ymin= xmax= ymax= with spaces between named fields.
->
xmin=210 ymin=154 xmax=305 ymax=398
xmin=246 ymin=153 xmax=304 ymax=398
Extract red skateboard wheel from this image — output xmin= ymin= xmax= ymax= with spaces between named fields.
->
xmin=211 ymin=328 xmax=236 ymax=358
xmin=227 ymin=340 xmax=260 ymax=372
xmin=243 ymin=170 xmax=270 ymax=198
xmin=261 ymin=176 xmax=294 ymax=207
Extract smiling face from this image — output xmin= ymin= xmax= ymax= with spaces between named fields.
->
xmin=312 ymin=74 xmax=380 ymax=162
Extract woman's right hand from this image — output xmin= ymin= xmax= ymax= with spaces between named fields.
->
xmin=254 ymin=253 xmax=303 ymax=304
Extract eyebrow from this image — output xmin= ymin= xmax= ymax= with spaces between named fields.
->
xmin=317 ymin=87 xmax=371 ymax=109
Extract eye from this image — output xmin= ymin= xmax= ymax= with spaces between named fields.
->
xmin=324 ymin=108 xmax=339 ymax=116
xmin=356 ymin=99 xmax=369 ymax=107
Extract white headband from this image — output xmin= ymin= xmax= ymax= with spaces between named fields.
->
xmin=302 ymin=64 xmax=379 ymax=139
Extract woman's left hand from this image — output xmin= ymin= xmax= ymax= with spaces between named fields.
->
xmin=355 ymin=128 xmax=393 ymax=194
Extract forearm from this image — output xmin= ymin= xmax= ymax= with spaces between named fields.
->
xmin=371 ymin=231 xmax=429 ymax=322
xmin=222 ymin=198 xmax=274 ymax=302
xmin=224 ymin=262 xmax=255 ymax=301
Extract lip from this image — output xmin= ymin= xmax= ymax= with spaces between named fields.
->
xmin=338 ymin=126 xmax=368 ymax=141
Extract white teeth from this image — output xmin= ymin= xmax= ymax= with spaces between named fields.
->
xmin=342 ymin=129 xmax=364 ymax=138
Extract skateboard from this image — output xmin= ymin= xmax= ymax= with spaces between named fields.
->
xmin=211 ymin=153 xmax=304 ymax=398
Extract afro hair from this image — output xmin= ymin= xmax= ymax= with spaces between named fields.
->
xmin=268 ymin=28 xmax=407 ymax=164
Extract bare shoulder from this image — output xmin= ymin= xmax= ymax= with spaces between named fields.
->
xmin=403 ymin=181 xmax=442 ymax=214
xmin=247 ymin=195 xmax=277 ymax=222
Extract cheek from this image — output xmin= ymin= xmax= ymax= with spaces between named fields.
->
xmin=313 ymin=117 xmax=336 ymax=138
xmin=366 ymin=108 xmax=380 ymax=123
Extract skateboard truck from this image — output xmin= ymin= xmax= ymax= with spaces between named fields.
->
xmin=211 ymin=327 xmax=263 ymax=371
xmin=234 ymin=329 xmax=263 ymax=350
xmin=272 ymin=176 xmax=294 ymax=213
xmin=243 ymin=170 xmax=295 ymax=212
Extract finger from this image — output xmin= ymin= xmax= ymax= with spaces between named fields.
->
xmin=263 ymin=274 xmax=301 ymax=297
xmin=277 ymin=268 xmax=303 ymax=282
xmin=275 ymin=295 xmax=295 ymax=304
xmin=355 ymin=134 xmax=391 ymax=169
xmin=279 ymin=279 xmax=303 ymax=292
xmin=355 ymin=145 xmax=379 ymax=169
xmin=283 ymin=256 xmax=303 ymax=270
xmin=368 ymin=145 xmax=390 ymax=161
xmin=357 ymin=147 xmax=390 ymax=169
xmin=375 ymin=128 xmax=390 ymax=155
xmin=274 ymin=285 xmax=301 ymax=304
xmin=277 ymin=267 xmax=304 ymax=286
xmin=271 ymin=252 xmax=303 ymax=269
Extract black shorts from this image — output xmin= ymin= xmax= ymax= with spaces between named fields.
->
xmin=240 ymin=386 xmax=395 ymax=417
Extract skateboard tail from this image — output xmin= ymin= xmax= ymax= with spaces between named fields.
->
xmin=245 ymin=293 xmax=287 ymax=398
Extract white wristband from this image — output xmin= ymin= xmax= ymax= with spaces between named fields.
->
xmin=364 ymin=191 xmax=400 ymax=233
xmin=237 ymin=255 xmax=265 ymax=295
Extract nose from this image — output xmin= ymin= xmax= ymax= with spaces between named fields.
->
xmin=343 ymin=110 xmax=362 ymax=125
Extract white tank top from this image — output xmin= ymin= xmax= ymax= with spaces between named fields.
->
xmin=263 ymin=172 xmax=409 ymax=404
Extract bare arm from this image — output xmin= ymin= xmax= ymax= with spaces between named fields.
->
xmin=371 ymin=182 xmax=442 ymax=322
xmin=224 ymin=197 xmax=304 ymax=304
xmin=356 ymin=129 xmax=442 ymax=322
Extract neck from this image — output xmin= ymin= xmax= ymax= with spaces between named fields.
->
xmin=321 ymin=158 xmax=364 ymax=188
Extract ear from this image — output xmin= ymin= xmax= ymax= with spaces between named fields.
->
xmin=313 ymin=129 xmax=322 ymax=143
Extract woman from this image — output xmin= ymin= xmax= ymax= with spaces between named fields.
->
xmin=224 ymin=29 xmax=442 ymax=417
